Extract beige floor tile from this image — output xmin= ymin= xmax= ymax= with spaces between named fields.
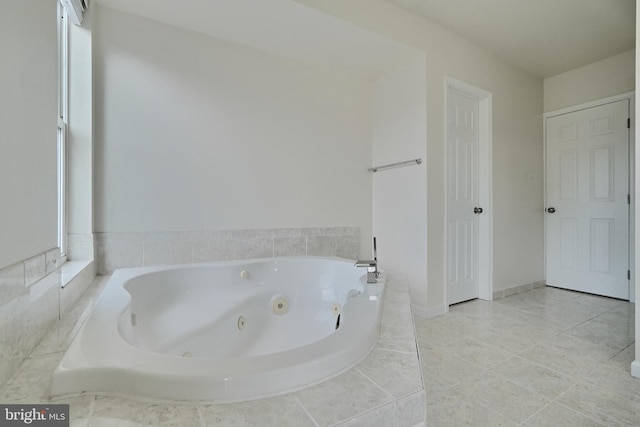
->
xmin=443 ymin=337 xmax=513 ymax=368
xmin=142 ymin=404 xmax=202 ymax=426
xmin=471 ymin=324 xmax=557 ymax=354
xmin=520 ymin=333 xmax=621 ymax=371
xmin=92 ymin=396 xmax=148 ymax=424
xmin=413 ymin=315 xmax=465 ymax=348
xmin=0 ymin=353 xmax=62 ymax=403
xmin=567 ymin=318 xmax=634 ymax=349
xmin=416 ymin=286 xmax=638 ymax=427
xmin=427 ymin=387 xmax=516 ymax=427
xmin=355 ymin=347 xmax=422 ymax=398
xmin=294 ymin=368 xmax=393 ymax=427
xmin=610 ymin=344 xmax=636 ymax=373
xmin=454 ymin=371 xmax=550 ymax=424
xmin=557 ymin=382 xmax=640 ymax=426
xmin=420 ymin=347 xmax=484 ymax=387
xmin=202 ymin=395 xmax=315 ymax=427
xmin=490 ymin=356 xmax=577 ymax=399
xmin=578 ymin=362 xmax=640 ymax=404
xmin=521 ymin=402 xmax=605 ymax=426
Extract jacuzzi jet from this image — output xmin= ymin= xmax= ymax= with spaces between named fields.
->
xmin=332 ymin=303 xmax=341 ymax=315
xmin=240 ymin=270 xmax=250 ymax=279
xmin=272 ymin=296 xmax=289 ymax=315
xmin=237 ymin=316 xmax=246 ymax=330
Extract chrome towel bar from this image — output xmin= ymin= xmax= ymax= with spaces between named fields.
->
xmin=368 ymin=158 xmax=422 ymax=173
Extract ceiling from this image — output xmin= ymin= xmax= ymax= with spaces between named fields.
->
xmin=93 ymin=0 xmax=420 ymax=80
xmin=385 ymin=0 xmax=636 ymax=78
xmin=94 ymin=0 xmax=635 ymax=79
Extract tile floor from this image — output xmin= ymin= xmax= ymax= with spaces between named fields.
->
xmin=417 ymin=286 xmax=639 ymax=426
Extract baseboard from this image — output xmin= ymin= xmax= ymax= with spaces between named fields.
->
xmin=493 ymin=280 xmax=546 ymax=300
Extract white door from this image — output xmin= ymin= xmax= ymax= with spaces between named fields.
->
xmin=447 ymin=90 xmax=481 ymax=304
xmin=546 ymin=100 xmax=629 ymax=300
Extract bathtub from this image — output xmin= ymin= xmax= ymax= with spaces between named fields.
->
xmin=50 ymin=256 xmax=385 ymax=402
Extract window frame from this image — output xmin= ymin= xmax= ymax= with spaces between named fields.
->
xmin=57 ymin=2 xmax=68 ymax=260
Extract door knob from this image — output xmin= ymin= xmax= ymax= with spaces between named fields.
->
xmin=473 ymin=207 xmax=483 ymax=214
xmin=546 ymin=207 xmax=556 ymax=213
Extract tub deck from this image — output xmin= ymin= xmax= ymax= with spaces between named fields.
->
xmin=2 ymin=271 xmax=425 ymax=426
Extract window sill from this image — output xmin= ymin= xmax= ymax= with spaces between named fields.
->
xmin=60 ymin=259 xmax=93 ymax=288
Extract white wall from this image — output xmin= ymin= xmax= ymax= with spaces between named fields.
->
xmin=296 ymin=0 xmax=544 ymax=313
xmin=0 ymin=0 xmax=58 ymax=270
xmin=93 ymin=6 xmax=375 ymax=256
xmin=544 ymin=50 xmax=635 ymax=113
xmin=0 ymin=0 xmax=70 ymax=390
xmin=372 ymin=57 xmax=428 ymax=307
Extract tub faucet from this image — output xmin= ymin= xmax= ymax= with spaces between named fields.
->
xmin=355 ymin=259 xmax=378 ymax=283
xmin=355 ymin=237 xmax=379 ymax=283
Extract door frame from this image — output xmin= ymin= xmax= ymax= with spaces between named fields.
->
xmin=444 ymin=77 xmax=493 ymax=304
xmin=543 ymin=91 xmax=635 ymax=302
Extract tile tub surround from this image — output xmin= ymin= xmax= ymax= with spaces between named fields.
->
xmin=0 ymin=272 xmax=425 ymax=427
xmin=96 ymin=226 xmax=361 ymax=275
xmin=0 ymin=249 xmax=62 ymax=388
xmin=0 ymin=249 xmax=95 ymax=390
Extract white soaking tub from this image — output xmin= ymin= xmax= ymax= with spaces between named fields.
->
xmin=50 ymin=256 xmax=385 ymax=402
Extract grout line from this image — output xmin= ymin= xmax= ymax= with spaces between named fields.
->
xmin=518 ymin=400 xmax=553 ymax=426
xmin=353 ymin=366 xmax=396 ymax=400
xmin=197 ymin=405 xmax=207 ymax=427
xmin=609 ymin=342 xmax=634 ymax=360
xmin=294 ymin=395 xmax=321 ymax=427
xmin=545 ymin=384 xmax=608 ymax=426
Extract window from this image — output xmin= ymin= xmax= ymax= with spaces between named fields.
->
xmin=57 ymin=2 xmax=68 ymax=259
